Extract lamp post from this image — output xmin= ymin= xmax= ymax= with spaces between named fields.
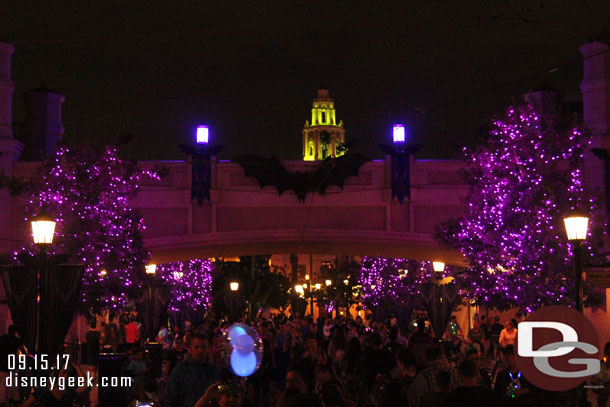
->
xmin=144 ymin=264 xmax=157 ymax=342
xmin=31 ymin=212 xmax=57 ymax=353
xmin=432 ymin=261 xmax=445 ymax=278
xmin=563 ymin=209 xmax=589 ymax=313
xmin=227 ymin=281 xmax=240 ymax=322
xmin=294 ymin=275 xmax=327 ymax=317
xmin=304 ymin=274 xmax=315 ymax=316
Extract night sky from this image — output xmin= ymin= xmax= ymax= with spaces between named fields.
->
xmin=1 ymin=1 xmax=609 ymax=161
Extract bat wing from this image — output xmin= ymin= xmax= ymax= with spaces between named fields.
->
xmin=232 ymin=154 xmax=293 ymax=195
xmin=311 ymin=153 xmax=370 ymax=195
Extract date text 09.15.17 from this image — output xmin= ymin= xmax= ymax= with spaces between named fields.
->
xmin=8 ymin=354 xmax=70 ymax=371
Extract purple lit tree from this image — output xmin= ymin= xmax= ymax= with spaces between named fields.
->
xmin=359 ymin=257 xmax=463 ymax=327
xmin=436 ymin=105 xmax=602 ymax=311
xmin=158 ymin=259 xmax=215 ymax=313
xmin=25 ymin=146 xmax=159 ymax=316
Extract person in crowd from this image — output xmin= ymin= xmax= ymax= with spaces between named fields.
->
xmin=494 ymin=345 xmax=531 ymax=406
xmin=23 ymin=362 xmax=89 ymax=407
xmin=499 ymin=320 xmax=517 ymax=348
xmin=446 ymin=359 xmax=498 ymax=407
xmin=83 ymin=324 xmax=100 ymax=359
xmin=479 ymin=316 xmax=491 ymax=357
xmin=117 ymin=321 xmax=127 ymax=352
xmin=157 ymin=325 xmax=172 ymax=350
xmin=164 ymin=333 xmax=220 ymax=407
xmin=467 ymin=322 xmax=485 ymax=349
xmin=319 ymin=382 xmax=348 ymax=407
xmin=384 ymin=326 xmax=408 ymax=352
xmin=100 ymin=322 xmax=117 ymax=352
xmin=446 ymin=315 xmax=462 ymax=340
xmin=489 ymin=316 xmax=504 ymax=356
xmin=393 ymin=348 xmax=417 ymax=390
xmin=0 ymin=325 xmax=26 ymax=405
xmin=328 ymin=325 xmax=348 ymax=364
xmin=124 ymin=317 xmax=140 ymax=351
xmin=127 ymin=347 xmax=149 ymax=389
xmin=406 ymin=344 xmax=459 ymax=407
xmin=466 ymin=347 xmax=492 ymax=388
xmin=275 ymin=362 xmax=312 ymax=407
xmin=195 ymin=378 xmax=245 ymax=407
xmin=167 ymin=336 xmax=189 ymax=373
xmin=314 ymin=365 xmax=343 ymax=395
xmin=419 ymin=369 xmax=452 ymax=407
xmin=408 ymin=319 xmax=433 ymax=370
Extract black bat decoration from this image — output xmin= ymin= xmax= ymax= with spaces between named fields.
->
xmin=378 ymin=143 xmax=422 ymax=203
xmin=233 ymin=153 xmax=370 ymax=202
xmin=179 ymin=144 xmax=224 ymax=205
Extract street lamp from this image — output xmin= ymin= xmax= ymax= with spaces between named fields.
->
xmin=30 ymin=212 xmax=57 ymax=353
xmin=145 ymin=264 xmax=157 ymax=275
xmin=432 ymin=261 xmax=445 ymax=274
xmin=31 ymin=211 xmax=56 ymax=249
xmin=226 ymin=281 xmax=241 ymax=322
xmin=563 ymin=209 xmax=589 ymax=313
xmin=144 ymin=264 xmax=158 ymax=342
xmin=296 ymin=276 xmax=325 ymax=316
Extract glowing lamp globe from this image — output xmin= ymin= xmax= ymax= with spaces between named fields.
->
xmin=393 ymin=124 xmax=405 ymax=144
xmin=196 ymin=125 xmax=209 ymax=144
xmin=295 ymin=285 xmax=304 ymax=295
xmin=31 ymin=212 xmax=56 ymax=245
xmin=325 ymin=279 xmax=332 ymax=286
xmin=432 ymin=261 xmax=445 ymax=273
xmin=563 ymin=210 xmax=589 ymax=242
xmin=145 ymin=264 xmax=157 ymax=274
xmin=230 ymin=281 xmax=239 ymax=291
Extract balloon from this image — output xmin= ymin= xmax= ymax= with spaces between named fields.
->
xmin=227 ymin=325 xmax=247 ymax=343
xmin=223 ymin=323 xmax=263 ymax=377
xmin=233 ymin=334 xmax=254 ymax=354
xmin=230 ymin=350 xmax=258 ymax=377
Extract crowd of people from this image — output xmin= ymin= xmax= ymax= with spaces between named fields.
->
xmin=0 ymin=311 xmax=603 ymax=407
xmin=82 ymin=311 xmax=594 ymax=407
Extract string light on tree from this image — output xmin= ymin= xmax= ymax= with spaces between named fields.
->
xmin=436 ymin=105 xmax=602 ymax=311
xmin=24 ymin=146 xmax=160 ymax=316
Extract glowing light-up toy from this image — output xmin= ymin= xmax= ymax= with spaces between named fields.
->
xmin=224 ymin=323 xmax=262 ymax=377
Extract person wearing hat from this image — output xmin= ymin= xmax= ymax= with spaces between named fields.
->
xmin=195 ymin=379 xmax=244 ymax=407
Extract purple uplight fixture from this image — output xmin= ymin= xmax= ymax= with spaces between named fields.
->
xmin=393 ymin=124 xmax=405 ymax=144
xmin=196 ymin=125 xmax=209 ymax=144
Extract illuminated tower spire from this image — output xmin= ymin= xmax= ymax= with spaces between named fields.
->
xmin=303 ymin=88 xmax=346 ymax=161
